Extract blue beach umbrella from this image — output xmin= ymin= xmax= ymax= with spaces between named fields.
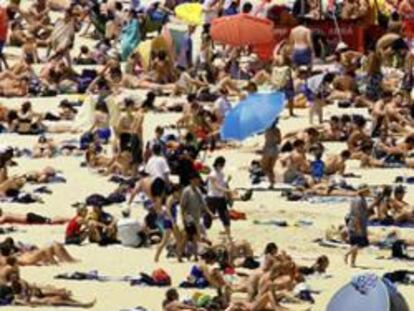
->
xmin=220 ymin=92 xmax=285 ymax=141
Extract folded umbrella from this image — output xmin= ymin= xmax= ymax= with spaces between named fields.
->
xmin=220 ymin=92 xmax=285 ymax=141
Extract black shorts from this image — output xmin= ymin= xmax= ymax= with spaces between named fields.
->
xmin=26 ymin=213 xmax=51 ymax=224
xmin=65 ymin=236 xmax=83 ymax=245
xmin=119 ymin=133 xmax=132 ymax=152
xmin=151 ymin=178 xmax=166 ymax=198
xmin=349 ymin=235 xmax=369 ymax=248
xmin=130 ymin=134 xmax=143 ymax=164
xmin=184 ymin=223 xmax=198 ymax=239
xmin=207 ymin=197 xmax=230 ymax=227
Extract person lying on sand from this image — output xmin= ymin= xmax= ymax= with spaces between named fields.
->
xmin=0 ymin=209 xmax=69 ymax=225
xmin=9 ymin=271 xmax=95 ymax=308
xmin=0 ymin=238 xmax=77 ymax=266
xmin=163 ymin=288 xmax=200 ymax=311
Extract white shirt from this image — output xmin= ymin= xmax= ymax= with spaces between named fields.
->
xmin=117 ymin=218 xmax=142 ymax=247
xmin=214 ymin=97 xmax=232 ymax=118
xmin=207 ymin=169 xmax=226 ymax=198
xmin=145 ymin=155 xmax=170 ymax=181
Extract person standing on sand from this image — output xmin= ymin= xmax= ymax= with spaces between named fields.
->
xmin=289 ymin=17 xmax=314 ymax=74
xmin=129 ymin=100 xmax=147 ymax=176
xmin=344 ymin=184 xmax=371 ymax=267
xmin=180 ymin=173 xmax=216 ymax=261
xmin=261 ymin=120 xmax=281 ymax=189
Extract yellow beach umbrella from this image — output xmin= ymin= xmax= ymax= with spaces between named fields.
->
xmin=175 ymin=3 xmax=203 ymax=26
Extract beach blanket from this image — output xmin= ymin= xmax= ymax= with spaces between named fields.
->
xmin=121 ymin=19 xmax=141 ymax=61
xmin=55 ymin=270 xmax=137 ymax=282
xmin=306 ymin=196 xmax=352 ymax=204
xmin=56 ymin=269 xmax=171 ymax=287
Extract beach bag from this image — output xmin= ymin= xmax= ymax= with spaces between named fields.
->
xmin=392 ymin=240 xmax=408 ymax=259
xmin=152 ymin=269 xmax=171 ymax=285
xmin=85 ymin=194 xmax=110 ymax=207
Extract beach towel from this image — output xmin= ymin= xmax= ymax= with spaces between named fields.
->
xmin=253 ymin=219 xmax=288 ymax=227
xmin=55 ymin=271 xmax=139 ymax=282
xmin=306 ymin=196 xmax=352 ymax=204
xmin=368 ymin=220 xmax=414 ymax=229
xmin=121 ymin=19 xmax=141 ymax=61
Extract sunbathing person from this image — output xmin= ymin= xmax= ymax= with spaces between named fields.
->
xmin=324 ymin=150 xmax=351 ymax=176
xmin=0 ymin=209 xmax=69 ymax=225
xmin=32 ymin=136 xmax=56 ymax=158
xmin=10 ymin=272 xmax=95 ymax=308
xmin=24 ymin=166 xmax=59 ymax=183
xmin=389 ymin=185 xmax=414 ymax=223
xmin=0 ymin=177 xmax=27 ymax=197
xmin=0 ymin=240 xmax=77 ymax=266
xmin=65 ymin=207 xmax=90 ymax=245
xmin=87 ymin=205 xmax=118 ymax=245
xmin=279 ymin=139 xmax=310 ymax=185
xmin=163 ymin=288 xmax=199 ymax=311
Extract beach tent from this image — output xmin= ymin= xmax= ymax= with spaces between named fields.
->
xmin=327 ymin=274 xmax=409 ymax=311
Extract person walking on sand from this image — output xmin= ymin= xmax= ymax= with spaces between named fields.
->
xmin=289 ymin=17 xmax=315 ymax=74
xmin=344 ymin=184 xmax=372 ymax=267
xmin=179 ymin=173 xmax=216 ymax=261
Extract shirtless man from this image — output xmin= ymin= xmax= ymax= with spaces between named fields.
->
xmin=347 ymin=117 xmax=370 ymax=156
xmin=0 ymin=177 xmax=26 ymax=197
xmin=115 ymin=98 xmax=135 ymax=156
xmin=325 ymin=150 xmax=351 ymax=176
xmin=280 ymin=140 xmax=310 ymax=185
xmin=288 ymin=18 xmax=314 ymax=73
xmin=0 ymin=257 xmax=19 ymax=284
xmin=389 ymin=186 xmax=413 ymax=223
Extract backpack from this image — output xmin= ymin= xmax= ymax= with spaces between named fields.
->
xmin=151 ymin=269 xmax=171 ymax=285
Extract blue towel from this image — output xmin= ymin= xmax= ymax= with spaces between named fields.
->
xmin=121 ymin=19 xmax=141 ymax=61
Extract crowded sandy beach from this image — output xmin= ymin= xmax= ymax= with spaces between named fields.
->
xmin=0 ymin=0 xmax=414 ymax=309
